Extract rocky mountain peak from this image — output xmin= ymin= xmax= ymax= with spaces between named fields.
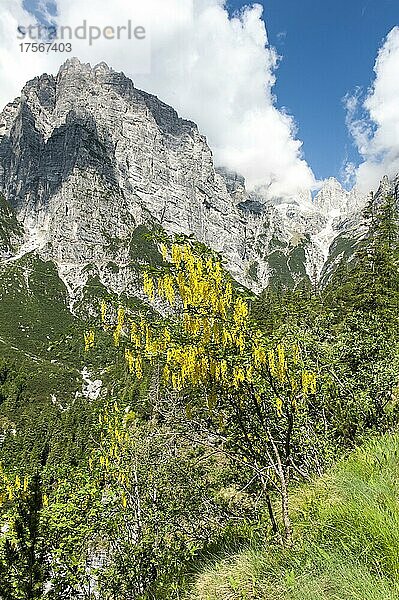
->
xmin=313 ymin=178 xmax=350 ymax=216
xmin=0 ymin=59 xmax=371 ymax=303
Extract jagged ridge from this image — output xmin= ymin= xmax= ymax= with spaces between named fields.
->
xmin=0 ymin=58 xmax=370 ymax=305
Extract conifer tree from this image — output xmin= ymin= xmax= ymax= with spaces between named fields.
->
xmin=323 ymin=194 xmax=399 ymax=436
xmin=0 ymin=472 xmax=49 ymax=599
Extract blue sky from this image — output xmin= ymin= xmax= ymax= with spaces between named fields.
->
xmin=23 ymin=0 xmax=57 ymax=21
xmin=227 ymin=0 xmax=399 ymax=181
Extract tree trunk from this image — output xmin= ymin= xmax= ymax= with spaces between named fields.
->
xmin=280 ymin=476 xmax=292 ymax=546
xmin=267 ymin=430 xmax=293 ymax=546
xmin=265 ymin=491 xmax=283 ymax=545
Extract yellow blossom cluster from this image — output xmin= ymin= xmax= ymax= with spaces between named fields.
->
xmin=158 ymin=274 xmax=175 ymax=305
xmin=302 ymin=371 xmax=317 ymax=396
xmin=160 ymin=243 xmax=168 ymax=261
xmin=162 ymin=346 xmax=229 ymax=390
xmin=233 ymin=298 xmax=249 ymax=325
xmin=125 ymin=350 xmax=143 ymax=380
xmin=143 ymin=272 xmax=155 ymax=301
xmin=91 ymin=404 xmax=133 ymax=510
xmin=149 ymin=244 xmax=239 ymax=320
xmin=136 ymin=244 xmax=252 ymax=387
xmin=113 ymin=307 xmax=125 ymax=347
xmin=0 ymin=465 xmax=29 ymax=506
xmin=99 ymin=241 xmax=317 ymax=421
xmin=84 ymin=330 xmax=95 ymax=352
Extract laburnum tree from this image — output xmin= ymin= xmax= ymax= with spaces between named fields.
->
xmin=43 ymin=473 xmax=104 ymax=599
xmin=100 ymin=240 xmax=318 ymax=545
xmin=88 ymin=401 xmax=225 ymax=599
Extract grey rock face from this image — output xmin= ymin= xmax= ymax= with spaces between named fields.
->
xmin=0 ymin=58 xmax=368 ymax=302
xmin=372 ymin=174 xmax=399 ymax=206
xmin=319 ymin=175 xmax=399 ymax=286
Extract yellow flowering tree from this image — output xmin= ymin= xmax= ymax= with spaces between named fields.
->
xmin=103 ymin=239 xmax=317 ymax=545
xmin=86 ymin=401 xmax=224 ymax=597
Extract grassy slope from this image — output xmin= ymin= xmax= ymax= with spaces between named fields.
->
xmin=0 ymin=194 xmax=23 ymax=254
xmin=0 ymin=225 xmax=163 ymax=403
xmin=0 ymin=253 xmax=85 ymax=401
xmin=190 ymin=434 xmax=399 ymax=600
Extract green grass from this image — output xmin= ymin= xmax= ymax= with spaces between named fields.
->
xmin=0 ymin=193 xmax=23 ymax=253
xmin=189 ymin=433 xmax=399 ymax=600
xmin=0 ymin=253 xmax=77 ymax=352
xmin=0 ymin=247 xmax=159 ymax=404
xmin=0 ymin=253 xmax=85 ymax=401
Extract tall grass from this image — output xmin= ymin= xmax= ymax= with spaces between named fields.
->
xmin=189 ymin=434 xmax=399 ymax=600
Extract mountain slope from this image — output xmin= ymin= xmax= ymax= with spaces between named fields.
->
xmin=0 ymin=58 xmax=387 ymax=409
xmin=0 ymin=194 xmax=23 ymax=258
xmin=189 ymin=434 xmax=399 ymax=600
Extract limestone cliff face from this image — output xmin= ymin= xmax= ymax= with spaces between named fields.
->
xmin=0 ymin=58 xmax=367 ymax=303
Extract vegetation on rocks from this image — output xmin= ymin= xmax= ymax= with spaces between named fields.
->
xmin=0 ymin=193 xmax=398 ymax=598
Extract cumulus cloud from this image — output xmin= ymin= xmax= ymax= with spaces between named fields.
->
xmin=0 ymin=0 xmax=316 ymax=198
xmin=346 ymin=27 xmax=399 ymax=193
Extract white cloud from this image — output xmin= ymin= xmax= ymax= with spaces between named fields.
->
xmin=340 ymin=158 xmax=357 ymax=188
xmin=0 ymin=0 xmax=316 ymax=198
xmin=346 ymin=26 xmax=399 ymax=193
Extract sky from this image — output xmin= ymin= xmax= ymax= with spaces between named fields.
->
xmin=227 ymin=0 xmax=399 ymax=183
xmin=1 ymin=0 xmax=399 ymax=198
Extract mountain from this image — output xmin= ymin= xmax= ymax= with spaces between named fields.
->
xmin=2 ymin=58 xmax=399 ymax=600
xmin=0 ymin=58 xmax=368 ymax=301
xmin=2 ymin=58 xmax=394 ymax=403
